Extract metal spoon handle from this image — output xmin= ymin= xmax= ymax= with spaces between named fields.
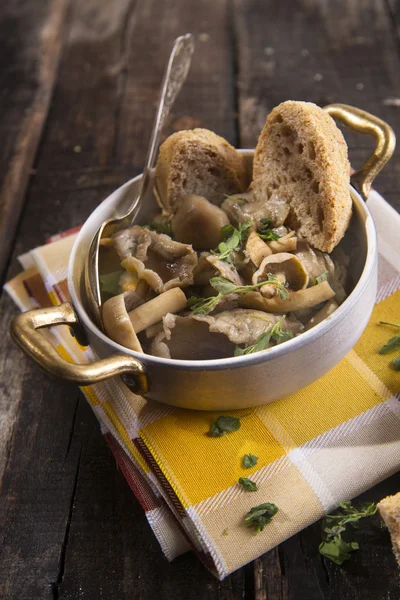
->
xmin=134 ymin=33 xmax=195 ymax=208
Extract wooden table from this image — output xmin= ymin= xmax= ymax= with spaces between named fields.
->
xmin=0 ymin=1 xmax=399 ymax=598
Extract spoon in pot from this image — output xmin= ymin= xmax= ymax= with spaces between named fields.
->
xmin=85 ymin=33 xmax=195 ymax=327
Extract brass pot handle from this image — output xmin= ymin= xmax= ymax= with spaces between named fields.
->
xmin=10 ymin=302 xmax=148 ymax=394
xmin=324 ymin=103 xmax=396 ymax=199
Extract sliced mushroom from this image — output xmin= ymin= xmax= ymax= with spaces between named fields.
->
xmin=267 ymin=231 xmax=297 ymax=254
xmin=305 ymin=299 xmax=339 ymax=330
xmin=194 ymin=309 xmax=302 ymax=345
xmin=151 ymin=314 xmax=235 ymax=360
xmin=102 ymin=294 xmax=143 ymax=352
xmin=129 ymin=288 xmax=187 ymax=333
xmin=239 ymin=280 xmax=336 ymax=313
xmin=295 ymin=240 xmax=347 ymax=303
xmin=222 ymin=191 xmax=289 ymax=228
xmin=206 ymin=255 xmax=242 ymax=285
xmin=115 ymin=226 xmax=197 ymax=294
xmin=193 ymin=253 xmax=217 ymax=286
xmin=171 ymin=195 xmax=229 ymax=250
xmin=246 ymin=231 xmax=272 ymax=266
xmin=252 ymin=252 xmax=309 ymax=291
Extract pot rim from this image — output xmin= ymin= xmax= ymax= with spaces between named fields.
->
xmin=68 ymin=150 xmax=377 ymax=372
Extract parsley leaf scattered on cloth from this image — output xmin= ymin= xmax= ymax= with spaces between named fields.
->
xmin=378 ymin=335 xmax=400 ymax=354
xmin=242 ymin=453 xmax=259 ymax=468
xmin=208 ymin=416 xmax=241 ymax=437
xmin=257 ymin=217 xmax=280 ymax=241
xmin=238 ymin=477 xmax=258 ymax=492
xmin=378 ymin=321 xmax=400 ymax=370
xmin=244 ymin=503 xmax=279 ymax=533
xmin=319 ymin=501 xmax=377 ymax=565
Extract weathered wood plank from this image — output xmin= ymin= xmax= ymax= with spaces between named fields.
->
xmin=0 ymin=0 xmax=70 ymax=284
xmin=234 ymin=1 xmax=400 ymax=598
xmin=234 ymin=0 xmax=400 ymax=210
xmin=0 ymin=0 xmax=243 ymax=598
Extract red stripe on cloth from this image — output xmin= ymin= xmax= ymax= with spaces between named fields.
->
xmin=133 ymin=438 xmax=188 ymax=518
xmin=46 ymin=225 xmax=81 ymax=243
xmin=104 ymin=432 xmax=161 ymax=512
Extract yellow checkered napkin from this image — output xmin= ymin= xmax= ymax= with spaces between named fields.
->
xmin=5 ymin=191 xmax=400 ymax=579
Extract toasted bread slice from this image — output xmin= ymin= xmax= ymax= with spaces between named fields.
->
xmin=377 ymin=492 xmax=400 ymax=566
xmin=252 ymin=101 xmax=352 ymax=253
xmin=155 ymin=128 xmax=248 ymax=213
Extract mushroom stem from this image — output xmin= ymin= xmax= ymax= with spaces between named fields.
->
xmin=102 ymin=294 xmax=143 ymax=352
xmin=246 ymin=231 xmax=272 ymax=266
xmin=239 ymin=281 xmax=335 ymax=313
xmin=306 ymin=299 xmax=339 ymax=329
xmin=268 ymin=232 xmax=297 ymax=254
xmin=129 ymin=288 xmax=187 ymax=333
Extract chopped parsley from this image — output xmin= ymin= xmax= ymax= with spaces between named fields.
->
xmin=378 ymin=321 xmax=400 ymax=370
xmin=234 ymin=316 xmax=293 ymax=356
xmin=313 ymin=271 xmax=328 ymax=286
xmin=242 ymin=453 xmax=259 ymax=468
xmin=244 ymin=503 xmax=279 ymax=533
xmin=208 ymin=415 xmax=241 ymax=437
xmin=143 ymin=220 xmax=173 ymax=236
xmin=319 ymin=501 xmax=377 ymax=565
xmin=188 ymin=275 xmax=289 ymax=316
xmin=239 ymin=477 xmax=258 ymax=492
xmin=212 ymin=220 xmax=251 ymax=263
xmin=257 ymin=217 xmax=280 ymax=242
xmin=99 ymin=271 xmax=123 ymax=297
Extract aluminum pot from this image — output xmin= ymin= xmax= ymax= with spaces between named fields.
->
xmin=10 ymin=104 xmax=395 ymax=410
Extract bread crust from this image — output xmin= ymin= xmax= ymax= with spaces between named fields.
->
xmin=155 ymin=128 xmax=248 ymax=213
xmin=252 ymin=101 xmax=352 ymax=253
xmin=377 ymin=492 xmax=400 ymax=566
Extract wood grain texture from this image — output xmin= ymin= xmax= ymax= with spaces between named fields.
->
xmin=234 ymin=1 xmax=400 ymax=598
xmin=0 ymin=0 xmax=400 ymax=599
xmin=0 ymin=0 xmax=243 ymax=598
xmin=0 ymin=0 xmax=70 ymax=284
xmin=234 ymin=0 xmax=400 ymax=210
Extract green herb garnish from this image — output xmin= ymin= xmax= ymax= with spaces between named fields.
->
xmin=244 ymin=503 xmax=279 ymax=533
xmin=209 ymin=416 xmax=241 ymax=437
xmin=319 ymin=501 xmax=377 ymax=565
xmin=392 ymin=356 xmax=400 ymax=370
xmin=143 ymin=220 xmax=173 ymax=236
xmin=234 ymin=316 xmax=293 ymax=356
xmin=243 ymin=453 xmax=259 ymax=468
xmin=378 ymin=321 xmax=400 ymax=369
xmin=313 ymin=271 xmax=328 ymax=286
xmin=99 ymin=271 xmax=123 ymax=296
xmin=378 ymin=336 xmax=400 ymax=354
xmin=257 ymin=217 xmax=280 ymax=242
xmin=239 ymin=477 xmax=258 ymax=492
xmin=213 ymin=220 xmax=251 ymax=262
xmin=188 ymin=275 xmax=289 ymax=315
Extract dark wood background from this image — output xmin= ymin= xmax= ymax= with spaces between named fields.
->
xmin=0 ymin=1 xmax=399 ymax=598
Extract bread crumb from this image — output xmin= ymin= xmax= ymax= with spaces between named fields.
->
xmin=313 ymin=73 xmax=323 ymax=82
xmin=198 ymin=33 xmax=210 ymax=42
xmin=301 ymin=48 xmax=309 ymax=57
xmin=356 ymin=83 xmax=364 ymax=91
xmin=73 ymin=145 xmax=82 ymax=153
